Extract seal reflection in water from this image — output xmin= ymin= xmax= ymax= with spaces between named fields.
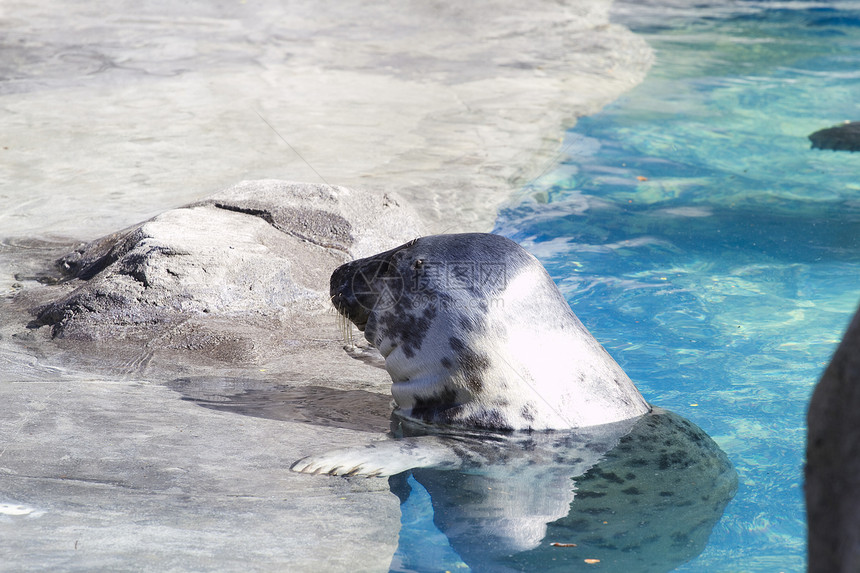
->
xmin=292 ymin=233 xmax=737 ymax=571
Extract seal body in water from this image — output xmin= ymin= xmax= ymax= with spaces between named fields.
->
xmin=291 ymin=234 xmax=737 ymax=570
xmin=291 ymin=407 xmax=737 ymax=571
xmin=328 ymin=232 xmax=650 ymax=431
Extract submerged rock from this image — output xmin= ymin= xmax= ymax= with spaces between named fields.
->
xmin=806 ymin=302 xmax=860 ymax=573
xmin=24 ymin=180 xmax=421 ymax=366
xmin=808 ymin=121 xmax=860 ymax=151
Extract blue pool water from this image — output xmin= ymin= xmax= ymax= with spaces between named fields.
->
xmin=394 ymin=3 xmax=860 ymax=571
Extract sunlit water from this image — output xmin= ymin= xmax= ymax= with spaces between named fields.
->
xmin=394 ymin=3 xmax=860 ymax=572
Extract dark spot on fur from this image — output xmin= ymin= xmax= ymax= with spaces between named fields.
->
xmin=598 ymin=471 xmax=625 ymax=485
xmin=670 ymin=532 xmax=690 ymax=547
xmin=450 ymin=444 xmax=470 ymax=460
xmin=458 ymin=314 xmax=481 ymax=332
xmin=440 ymin=357 xmax=453 ymax=369
xmin=576 ymin=491 xmax=607 ymax=499
xmin=586 ymin=442 xmax=608 ymax=453
xmin=410 ymin=387 xmax=458 ymax=422
xmin=659 ymin=450 xmax=692 ymax=471
xmin=465 ymin=374 xmax=484 ymax=394
xmin=659 ymin=491 xmax=674 ymax=497
xmin=449 ymin=337 xmax=465 ymax=352
xmin=622 ymin=487 xmax=641 ymax=495
xmin=448 ymin=336 xmax=490 ymax=395
xmin=463 ymin=409 xmax=511 ymax=431
xmin=377 ymin=300 xmax=438 ymax=359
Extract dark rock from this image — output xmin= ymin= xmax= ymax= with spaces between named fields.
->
xmin=809 ymin=121 xmax=860 ymax=151
xmin=806 ymin=302 xmax=860 ymax=572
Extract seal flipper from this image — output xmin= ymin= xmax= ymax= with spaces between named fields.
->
xmin=290 ymin=436 xmax=466 ymax=477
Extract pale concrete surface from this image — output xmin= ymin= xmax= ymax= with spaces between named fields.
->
xmin=0 ymin=379 xmax=398 ymax=573
xmin=0 ymin=0 xmax=653 ymax=570
xmin=0 ymin=0 xmax=651 ymax=239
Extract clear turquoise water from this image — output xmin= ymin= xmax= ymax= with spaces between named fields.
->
xmin=394 ymin=3 xmax=860 ymax=571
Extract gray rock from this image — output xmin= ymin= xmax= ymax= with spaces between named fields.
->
xmin=26 ymin=180 xmax=421 ymax=369
xmin=806 ymin=302 xmax=860 ymax=572
xmin=809 ymin=121 xmax=860 ymax=152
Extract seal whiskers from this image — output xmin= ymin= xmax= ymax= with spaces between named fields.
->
xmin=338 ymin=311 xmax=355 ymax=348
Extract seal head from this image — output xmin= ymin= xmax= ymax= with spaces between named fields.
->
xmin=330 ymin=233 xmax=650 ymax=430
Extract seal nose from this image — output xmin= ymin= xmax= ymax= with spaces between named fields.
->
xmin=329 ymin=260 xmax=372 ymax=329
xmin=330 ymin=262 xmax=350 ymax=299
xmin=330 ymin=261 xmax=354 ymax=312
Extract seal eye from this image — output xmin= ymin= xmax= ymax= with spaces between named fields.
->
xmin=413 ymin=259 xmax=425 ymax=269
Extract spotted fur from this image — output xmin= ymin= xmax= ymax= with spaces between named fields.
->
xmin=329 ymin=233 xmax=650 ymax=430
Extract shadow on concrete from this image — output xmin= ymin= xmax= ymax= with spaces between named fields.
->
xmin=167 ymin=376 xmax=393 ymax=434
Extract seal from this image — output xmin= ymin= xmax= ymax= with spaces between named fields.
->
xmin=328 ymin=232 xmax=650 ymax=431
